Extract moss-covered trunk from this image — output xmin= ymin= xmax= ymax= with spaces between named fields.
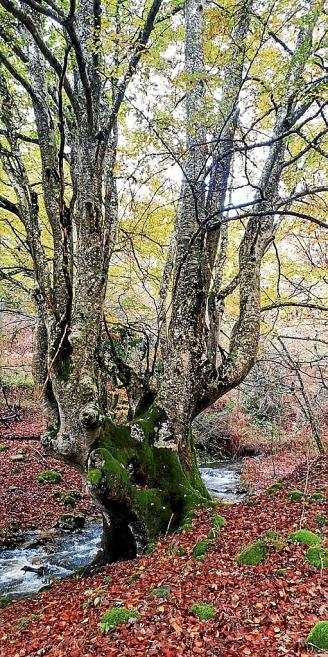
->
xmin=86 ymin=405 xmax=210 ymax=563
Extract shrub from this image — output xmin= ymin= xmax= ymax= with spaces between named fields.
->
xmin=305 ymin=546 xmax=328 ymax=569
xmin=288 ymin=530 xmax=321 ymax=546
xmin=305 ymin=621 xmax=328 ymax=650
xmin=0 ymin=444 xmax=8 ymax=452
xmin=100 ymin=608 xmax=140 ymax=633
xmin=37 ymin=470 xmax=62 ymax=484
xmin=189 ymin=603 xmax=216 ymax=621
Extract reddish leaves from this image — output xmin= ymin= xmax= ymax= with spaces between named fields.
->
xmin=0 ymin=457 xmax=327 ymax=656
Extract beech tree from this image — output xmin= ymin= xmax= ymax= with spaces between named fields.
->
xmin=0 ymin=0 xmax=327 ymax=562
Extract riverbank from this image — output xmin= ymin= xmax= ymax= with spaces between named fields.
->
xmin=0 ymin=456 xmax=327 ymax=657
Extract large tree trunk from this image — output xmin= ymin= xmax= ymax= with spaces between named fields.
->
xmin=42 ymin=379 xmax=210 ymax=563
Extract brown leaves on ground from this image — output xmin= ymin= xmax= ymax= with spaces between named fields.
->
xmin=0 ymin=457 xmax=327 ymax=657
xmin=0 ymin=439 xmax=97 ymax=531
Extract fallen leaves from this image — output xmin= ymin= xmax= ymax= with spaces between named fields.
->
xmin=0 ymin=446 xmax=327 ymax=656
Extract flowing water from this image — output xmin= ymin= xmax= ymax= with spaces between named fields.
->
xmin=199 ymin=460 xmax=245 ymax=501
xmin=0 ymin=521 xmax=102 ymax=599
xmin=0 ymin=462 xmax=244 ymax=600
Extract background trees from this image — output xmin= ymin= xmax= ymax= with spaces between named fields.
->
xmin=0 ymin=0 xmax=327 ymax=561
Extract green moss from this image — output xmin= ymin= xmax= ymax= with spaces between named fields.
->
xmin=132 ymin=488 xmax=171 ymax=541
xmin=237 ymin=542 xmax=267 ymax=565
xmin=61 ymin=494 xmax=76 ymax=509
xmin=87 ymin=468 xmax=103 ymax=486
xmin=149 ymin=586 xmax=171 ymax=598
xmin=36 ymin=470 xmax=62 ymax=484
xmin=316 ymin=515 xmax=327 ymax=528
xmin=16 ymin=614 xmax=40 ymax=629
xmin=212 ymin=514 xmax=226 ymax=529
xmin=166 ymin=541 xmax=186 ymax=557
xmin=309 ymin=492 xmax=326 ymax=503
xmin=126 ymin=572 xmax=141 ymax=583
xmin=0 ymin=597 xmax=11 ymax=609
xmin=192 ymin=540 xmax=210 ymax=560
xmin=260 ymin=530 xmax=284 ymax=550
xmin=0 ymin=444 xmax=8 ymax=452
xmin=264 ymin=482 xmax=283 ymax=494
xmin=94 ymin=409 xmax=213 ymax=544
xmin=275 ymin=568 xmax=287 ymax=576
xmin=179 ymin=511 xmax=194 ymax=532
xmin=305 ymin=546 xmax=328 ymax=569
xmin=59 ymin=513 xmax=85 ymax=530
xmin=288 ymin=490 xmax=305 ymax=501
xmin=305 ymin=621 xmax=328 ymax=650
xmin=89 ymin=448 xmax=132 ymax=503
xmin=288 ymin=529 xmax=321 ymax=546
xmin=189 ymin=603 xmax=216 ymax=621
xmin=100 ymin=608 xmax=140 ymax=633
xmin=68 ymin=490 xmax=82 ymax=499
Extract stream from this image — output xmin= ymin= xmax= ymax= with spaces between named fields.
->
xmin=0 ymin=461 xmax=244 ymax=600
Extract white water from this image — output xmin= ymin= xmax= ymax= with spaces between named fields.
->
xmin=0 ymin=522 xmax=102 ymax=599
xmin=199 ymin=461 xmax=244 ymax=501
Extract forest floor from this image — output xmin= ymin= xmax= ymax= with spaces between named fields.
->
xmin=0 ymin=417 xmax=327 ymax=657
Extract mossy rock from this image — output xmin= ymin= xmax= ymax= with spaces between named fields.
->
xmin=305 ymin=546 xmax=328 ymax=569
xmin=149 ymin=586 xmax=171 ymax=598
xmin=288 ymin=529 xmax=321 ymax=546
xmin=237 ymin=542 xmax=267 ymax=565
xmin=0 ymin=444 xmax=8 ymax=452
xmin=189 ymin=603 xmax=216 ymax=621
xmin=212 ymin=514 xmax=226 ymax=529
xmin=309 ymin=492 xmax=326 ymax=503
xmin=288 ymin=490 xmax=305 ymax=501
xmin=58 ymin=513 xmax=86 ymax=531
xmin=61 ymin=494 xmax=76 ymax=509
xmin=305 ymin=621 xmax=328 ymax=650
xmin=37 ymin=470 xmax=62 ymax=484
xmin=264 ymin=482 xmax=283 ymax=494
xmin=192 ymin=540 xmax=210 ymax=560
xmin=100 ymin=608 xmax=140 ymax=633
